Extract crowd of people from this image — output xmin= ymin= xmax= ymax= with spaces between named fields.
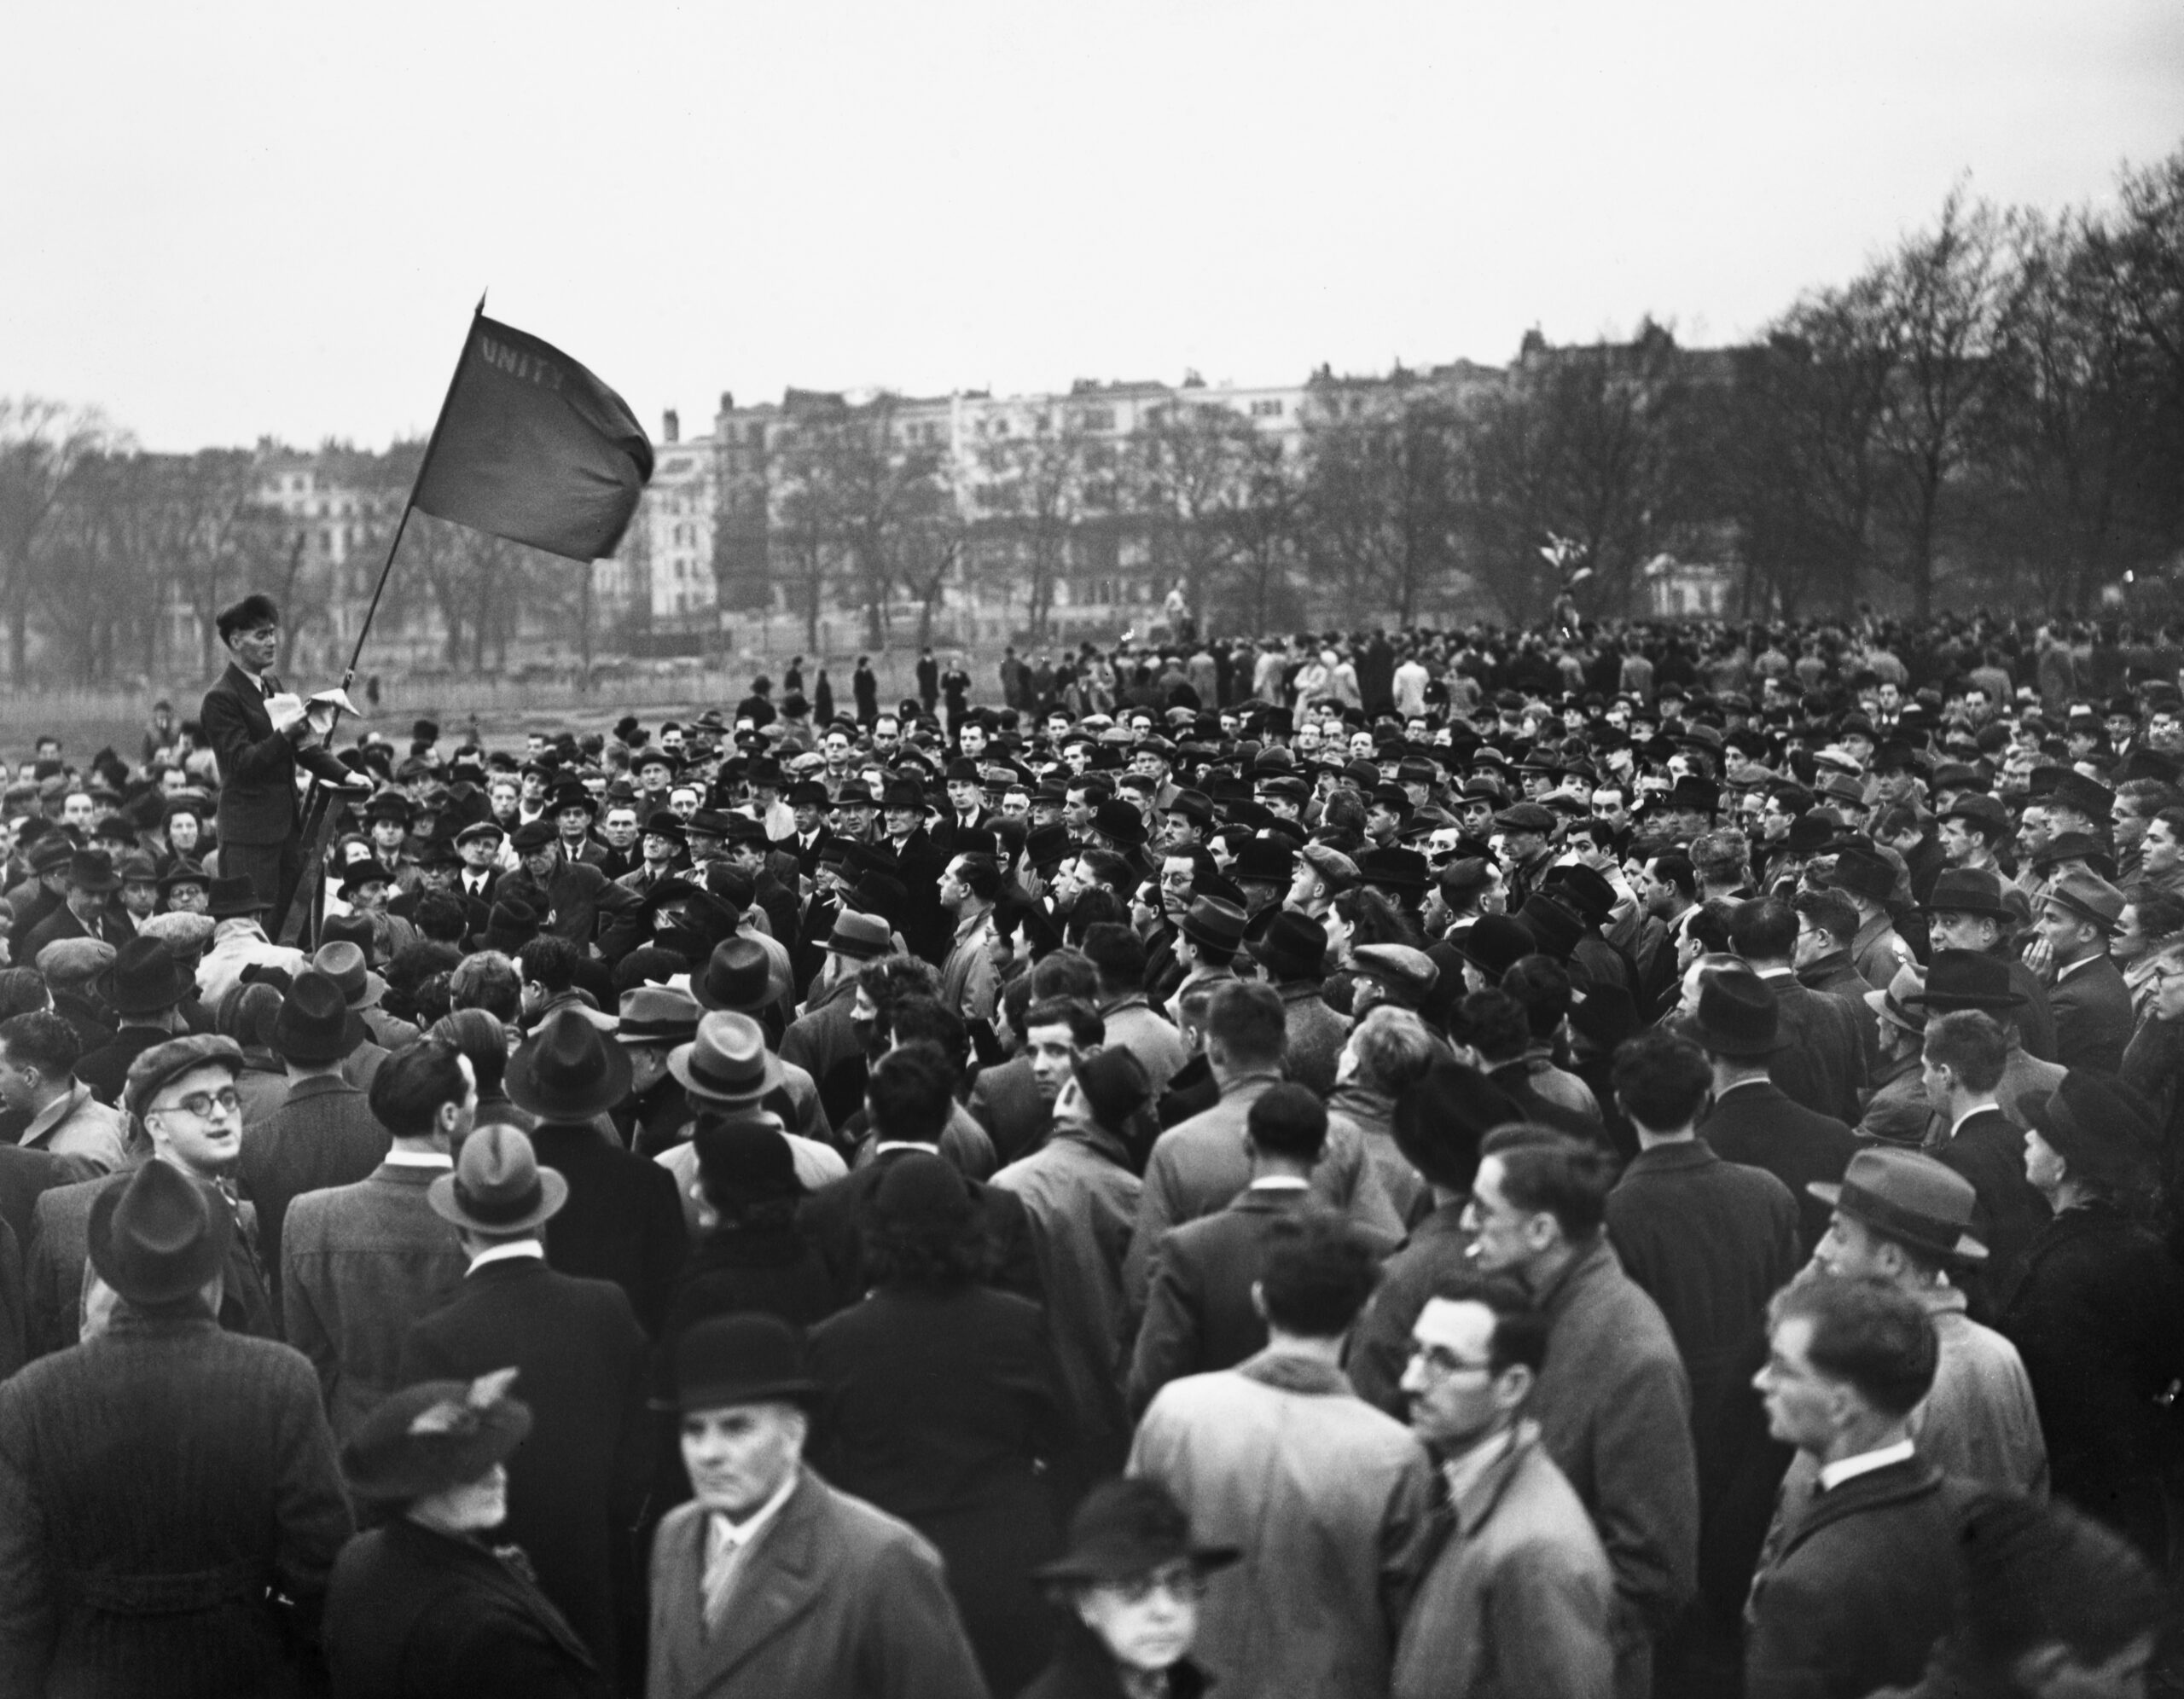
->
xmin=0 ymin=591 xmax=2181 ymax=1698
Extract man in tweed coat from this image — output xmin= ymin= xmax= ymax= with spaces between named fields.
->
xmin=0 ymin=1053 xmax=351 ymax=1698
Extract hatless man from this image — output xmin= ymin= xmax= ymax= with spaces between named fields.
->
xmin=1392 ymin=1273 xmax=1615 ymax=1699
xmin=1466 ymin=1126 xmax=1698 ymax=1699
xmin=1746 ymin=1276 xmax=1970 ymax=1699
xmin=936 ymin=852 xmax=1002 ymax=1025
xmin=0 ymin=1010 xmax=129 ymax=1171
xmin=1917 ymin=1008 xmax=2054 ymax=1291
xmin=281 ymin=1039 xmax=473 ymax=1441
xmin=1131 ymin=1216 xmax=1432 ymax=1699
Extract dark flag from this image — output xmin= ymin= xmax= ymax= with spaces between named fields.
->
xmin=412 ymin=314 xmax=653 ymax=561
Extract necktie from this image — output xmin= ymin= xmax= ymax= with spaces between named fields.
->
xmin=701 ymin=1516 xmax=746 ymax=1629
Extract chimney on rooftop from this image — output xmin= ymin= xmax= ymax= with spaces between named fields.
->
xmin=663 ymin=409 xmax=680 ymax=444
xmin=720 ymin=391 xmax=734 ymax=415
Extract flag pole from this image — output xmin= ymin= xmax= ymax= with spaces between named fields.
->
xmin=269 ymin=292 xmax=486 ymax=942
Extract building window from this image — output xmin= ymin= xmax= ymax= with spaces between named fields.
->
xmin=1077 ymin=408 xmax=1116 ymax=432
xmin=1251 ymin=398 xmax=1283 ymax=417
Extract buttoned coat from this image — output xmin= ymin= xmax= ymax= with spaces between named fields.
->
xmin=531 ymin=1122 xmax=689 ymax=1337
xmin=324 ymin=1518 xmax=607 ymax=1699
xmin=1751 ymin=968 xmax=1865 ymax=1122
xmin=645 ymin=1467 xmax=987 ymax=1699
xmin=398 ymin=1255 xmax=652 ymax=1673
xmin=1745 ymin=1457 xmax=1970 ymax=1699
xmin=1930 ymin=1107 xmax=2051 ymax=1293
xmin=1130 ymin=1352 xmax=1432 ymax=1699
xmin=279 ymin=1160 xmax=468 ymax=1441
xmin=2048 ymin=952 xmax=2134 ymax=1074
xmin=1391 ymin=1424 xmax=1615 ymax=1699
xmin=202 ymin=659 xmax=352 ymax=847
xmin=1126 ymin=1071 xmax=1403 ymax=1307
xmin=1697 ymin=1081 xmax=1859 ymax=1255
xmin=241 ymin=1073 xmax=391 ymax=1302
xmin=0 ymin=1312 xmax=351 ymax=1698
xmin=1530 ymin=1238 xmax=1700 ymax=1698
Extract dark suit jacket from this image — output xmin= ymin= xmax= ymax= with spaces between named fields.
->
xmin=799 ymin=1145 xmax=1043 ymax=1317
xmin=0 ymin=1145 xmax=92 ymax=1261
xmin=531 ymin=1122 xmax=689 ymax=1337
xmin=200 ymin=660 xmax=351 ymax=847
xmin=880 ymin=828 xmax=950 ymax=965
xmin=323 ymin=1518 xmax=606 ymax=1699
xmin=240 ymin=1073 xmax=391 ymax=1299
xmin=497 ymin=862 xmax=643 ymax=957
xmin=75 ymin=1024 xmax=177 ymax=1108
xmin=22 ymin=899 xmax=131 ymax=959
xmin=1698 ymin=1081 xmax=1859 ymax=1255
xmin=1753 ymin=970 xmax=1865 ymax=1123
xmin=1931 ymin=1107 xmax=2051 ymax=1294
xmin=1745 ymin=1457 xmax=1969 ymax=1699
xmin=1126 ymin=1185 xmax=1320 ymax=1418
xmin=966 ymin=1054 xmax=1051 ymax=1168
xmin=647 ymin=1468 xmax=987 ymax=1699
xmin=398 ymin=1255 xmax=651 ymax=1673
xmin=0 ymin=1312 xmax=351 ymax=1699
xmin=2048 ymin=953 xmax=2134 ymax=1074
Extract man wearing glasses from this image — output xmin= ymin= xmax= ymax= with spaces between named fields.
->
xmin=1392 ymin=1274 xmax=1615 ymax=1699
xmin=22 ymin=1034 xmax=275 ymax=1356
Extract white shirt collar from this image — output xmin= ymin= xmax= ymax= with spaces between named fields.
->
xmin=382 ymin=1147 xmax=452 ymax=1168
xmin=1948 ymin=1103 xmax=2001 ymax=1139
xmin=873 ymin=1141 xmax=943 ymax=1159
xmin=467 ymin=1238 xmax=544 ymax=1272
xmin=1818 ymin=1437 xmax=1916 ymax=1492
xmin=1248 ymin=1175 xmax=1310 ymax=1192
xmin=1440 ymin=1424 xmax=1519 ymax=1508
xmin=2054 ymin=952 xmax=2105 ymax=983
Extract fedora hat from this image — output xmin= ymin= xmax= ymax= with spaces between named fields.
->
xmin=1246 ymin=910 xmax=1329 ymax=983
xmin=1179 ymin=895 xmax=1248 ymax=954
xmin=670 ymin=1011 xmax=787 ymax=1106
xmin=2023 ymin=1072 xmax=2163 ymax=1198
xmin=2042 ymin=867 xmax=2125 ymax=934
xmin=694 ymin=936 xmax=775 ymax=1013
xmin=2048 ymin=769 xmax=2115 ymax=822
xmin=1357 ymin=846 xmax=1430 ymax=896
xmin=341 ymin=1370 xmax=532 ymax=1505
xmin=616 ymin=983 xmax=703 ymax=1047
xmin=1684 ymin=967 xmax=1783 ymax=1058
xmin=1809 ymin=1147 xmax=1987 ymax=1264
xmin=1865 ymin=962 xmax=1931 ymax=1035
xmin=1516 ymin=892 xmax=1584 ymax=960
xmin=87 ymin=1161 xmax=234 ymax=1307
xmin=205 ymin=874 xmax=271 ymax=919
xmin=1091 ymin=797 xmax=1147 ymax=849
xmin=1902 ymin=949 xmax=2024 ymax=1012
xmin=1827 ymin=846 xmax=1896 ymax=903
xmin=1392 ymin=1059 xmax=1522 ymax=1193
xmin=820 ymin=908 xmax=893 ymax=960
xmin=1567 ymin=983 xmax=1641 ymax=1052
xmin=505 ymin=1006 xmax=634 ymax=1121
xmin=661 ymin=1313 xmax=820 ymax=1415
xmin=96 ymin=936 xmax=193 ymax=1018
xmin=1035 ymin=1476 xmax=1238 ymax=1586
xmin=1921 ymin=867 xmax=2014 ymax=919
xmin=1229 ymin=836 xmax=1296 ymax=886
xmin=427 ymin=1122 xmax=568 ymax=1234
xmin=68 ymin=848 xmax=122 ymax=894
xmin=270 ymin=969 xmax=360 ymax=1066
xmin=312 ymin=940 xmax=387 ymax=1009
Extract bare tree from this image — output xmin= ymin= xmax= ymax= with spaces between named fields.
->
xmin=0 ymin=397 xmax=110 ymax=683
xmin=977 ymin=408 xmax=1090 ymax=642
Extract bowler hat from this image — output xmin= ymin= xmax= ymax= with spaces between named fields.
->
xmin=270 ymin=970 xmax=360 ymax=1066
xmin=87 ymin=1161 xmax=234 ymax=1307
xmin=505 ymin=1006 xmax=634 ymax=1121
xmin=1453 ymin=913 xmax=1534 ymax=982
xmin=123 ymin=1032 xmax=245 ymax=1124
xmin=342 ymin=1371 xmax=533 ymax=1505
xmin=1391 ymin=1059 xmax=1522 ymax=1194
xmin=96 ymin=936 xmax=193 ymax=1018
xmin=670 ymin=1011 xmax=787 ymax=1106
xmin=427 ymin=1122 xmax=568 ymax=1234
xmin=1683 ymin=967 xmax=1783 ymax=1058
xmin=1784 ymin=813 xmax=1838 ymax=856
xmin=1246 ymin=910 xmax=1329 ymax=983
xmin=1809 ymin=1148 xmax=1987 ymax=1265
xmin=1035 ymin=1476 xmax=1238 ymax=1586
xmin=693 ymin=1111 xmax=801 ymax=1200
xmin=1091 ymin=798 xmax=1147 ymax=849
xmin=1922 ymin=867 xmax=2014 ymax=919
xmin=694 ymin=936 xmax=775 ymax=1013
xmin=1357 ymin=846 xmax=1431 ymax=896
xmin=664 ymin=1313 xmax=820 ymax=1415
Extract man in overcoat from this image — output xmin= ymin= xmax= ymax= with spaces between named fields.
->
xmin=647 ymin=1313 xmax=987 ymax=1699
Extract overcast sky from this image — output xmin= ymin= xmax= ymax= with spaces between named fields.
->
xmin=8 ymin=1 xmax=2180 ymax=453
